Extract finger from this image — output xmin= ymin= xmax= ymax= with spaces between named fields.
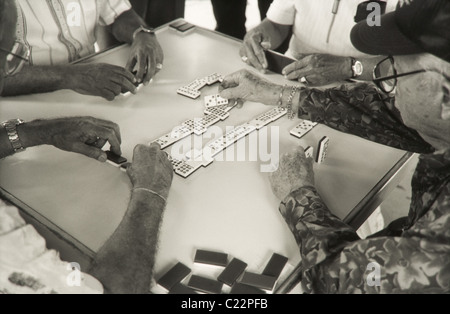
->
xmin=88 ymin=138 xmax=107 ymax=149
xmin=282 ymin=58 xmax=311 ymax=77
xmin=72 ymin=142 xmax=107 ymax=162
xmin=299 ymin=74 xmax=322 ymax=86
xmin=90 ymin=125 xmax=122 ymax=156
xmin=87 ymin=117 xmax=122 ymax=145
xmin=144 ymin=53 xmax=157 ymax=86
xmin=239 ymin=46 xmax=247 ymax=59
xmin=219 ymin=86 xmax=244 ymax=100
xmin=104 ymin=82 xmax=123 ymax=97
xmin=99 ymin=88 xmax=117 ymax=101
xmin=244 ymin=40 xmax=264 ymax=71
xmin=294 ymin=145 xmax=307 ymax=157
xmin=135 ymin=53 xmax=147 ymax=84
xmin=125 ymin=56 xmax=137 ymax=74
xmin=285 ymin=66 xmax=315 ymax=81
xmin=112 ymin=65 xmax=137 ymax=84
xmin=236 ymin=99 xmax=244 ymax=109
xmin=250 ymin=33 xmax=268 ymax=69
xmin=150 ymin=142 xmax=162 ymax=150
xmin=220 ymin=70 xmax=245 ymax=91
xmin=154 ymin=48 xmax=164 ymax=71
xmin=111 ymin=74 xmax=137 ymax=94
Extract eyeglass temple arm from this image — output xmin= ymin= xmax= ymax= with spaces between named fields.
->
xmin=373 ymin=69 xmax=427 ymax=82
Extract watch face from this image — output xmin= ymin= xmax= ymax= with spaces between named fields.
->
xmin=354 ymin=61 xmax=363 ymax=76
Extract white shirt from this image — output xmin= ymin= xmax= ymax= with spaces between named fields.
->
xmin=0 ymin=200 xmax=102 ymax=294
xmin=14 ymin=0 xmax=131 ymax=65
xmin=267 ymin=0 xmax=398 ymax=58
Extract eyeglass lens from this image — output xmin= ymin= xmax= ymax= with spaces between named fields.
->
xmin=375 ymin=57 xmax=396 ymax=93
xmin=5 ymin=42 xmax=29 ymax=76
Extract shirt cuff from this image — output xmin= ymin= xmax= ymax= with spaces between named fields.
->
xmin=99 ymin=0 xmax=132 ymax=26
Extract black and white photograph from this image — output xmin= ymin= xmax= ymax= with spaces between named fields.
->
xmin=0 ymin=0 xmax=449 ymax=298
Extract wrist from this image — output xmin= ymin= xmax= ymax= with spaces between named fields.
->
xmin=259 ymin=83 xmax=283 ymax=105
xmin=59 ymin=65 xmax=79 ymax=90
xmin=131 ymin=187 xmax=167 ymax=205
xmin=133 ymin=26 xmax=156 ymax=42
xmin=16 ymin=119 xmax=50 ymax=148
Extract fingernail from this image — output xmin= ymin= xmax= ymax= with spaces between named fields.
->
xmin=98 ymin=154 xmax=107 ymax=162
xmin=156 ymin=63 xmax=163 ymax=70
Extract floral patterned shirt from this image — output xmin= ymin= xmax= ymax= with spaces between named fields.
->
xmin=281 ymin=83 xmax=450 ymax=293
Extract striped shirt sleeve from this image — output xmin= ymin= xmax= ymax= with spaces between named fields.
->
xmin=97 ymin=0 xmax=132 ymax=26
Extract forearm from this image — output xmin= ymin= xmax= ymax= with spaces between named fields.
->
xmin=257 ymin=18 xmax=291 ymax=50
xmin=111 ymin=9 xmax=147 ymax=44
xmin=1 ymin=65 xmax=70 ymax=97
xmin=292 ymin=83 xmax=434 ymax=154
xmin=281 ymin=186 xmax=359 ymax=270
xmin=88 ymin=189 xmax=165 ymax=294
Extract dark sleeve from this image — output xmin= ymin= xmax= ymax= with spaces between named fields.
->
xmin=281 ymin=182 xmax=450 ymax=294
xmin=298 ymin=83 xmax=434 ymax=154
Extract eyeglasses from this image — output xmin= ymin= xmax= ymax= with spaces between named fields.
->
xmin=0 ymin=41 xmax=30 ymax=76
xmin=373 ymin=56 xmax=426 ymax=94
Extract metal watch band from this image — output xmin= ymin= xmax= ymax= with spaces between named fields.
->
xmin=132 ymin=25 xmax=155 ymax=40
xmin=1 ymin=119 xmax=25 ymax=152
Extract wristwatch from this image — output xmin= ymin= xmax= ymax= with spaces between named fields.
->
xmin=351 ymin=58 xmax=364 ymax=78
xmin=132 ymin=25 xmax=155 ymax=40
xmin=1 ymin=119 xmax=25 ymax=152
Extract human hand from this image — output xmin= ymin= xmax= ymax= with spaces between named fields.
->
xmin=126 ymin=33 xmax=164 ymax=86
xmin=282 ymin=54 xmax=353 ymax=86
xmin=127 ymin=143 xmax=173 ymax=200
xmin=68 ymin=63 xmax=137 ymax=101
xmin=240 ymin=28 xmax=272 ymax=73
xmin=219 ymin=69 xmax=282 ymax=107
xmin=269 ymin=146 xmax=315 ymax=201
xmin=29 ymin=117 xmax=122 ymax=161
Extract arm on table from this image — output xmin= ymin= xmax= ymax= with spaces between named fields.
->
xmin=88 ymin=189 xmax=166 ymax=294
xmin=282 ymin=54 xmax=386 ymax=85
xmin=295 ymin=83 xmax=435 ymax=154
xmin=281 ymin=183 xmax=450 ymax=293
xmin=0 ymin=64 xmax=137 ymax=100
xmin=220 ymin=70 xmax=434 ymax=153
xmin=88 ymin=143 xmax=173 ymax=294
xmin=272 ymin=148 xmax=450 ymax=293
xmin=0 ymin=117 xmax=122 ymax=160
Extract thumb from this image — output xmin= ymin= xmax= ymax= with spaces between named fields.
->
xmin=294 ymin=145 xmax=307 ymax=159
xmin=260 ymin=39 xmax=271 ymax=50
xmin=125 ymin=55 xmax=137 ymax=73
xmin=292 ymin=53 xmax=309 ymax=61
xmin=72 ymin=142 xmax=107 ymax=162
